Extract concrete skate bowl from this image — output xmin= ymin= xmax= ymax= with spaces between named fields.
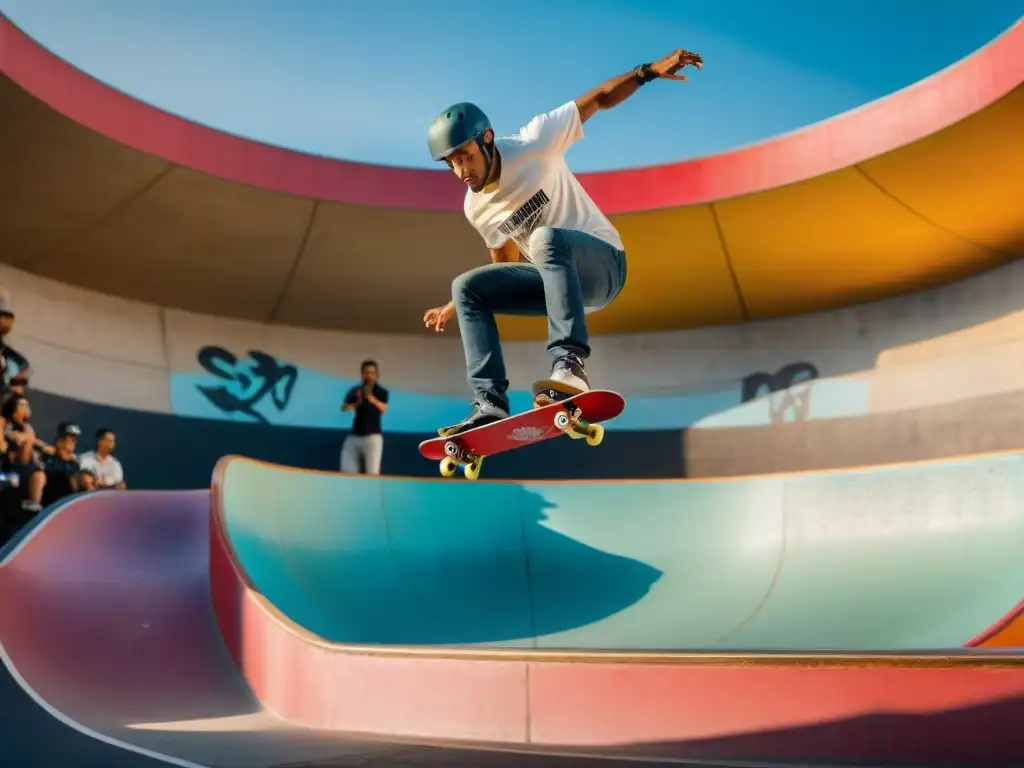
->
xmin=0 ymin=457 xmax=1023 ymax=767
xmin=205 ymin=453 xmax=1024 ymax=763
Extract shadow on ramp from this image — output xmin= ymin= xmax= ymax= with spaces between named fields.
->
xmin=221 ymin=468 xmax=663 ymax=645
xmin=216 ymin=452 xmax=1024 ymax=651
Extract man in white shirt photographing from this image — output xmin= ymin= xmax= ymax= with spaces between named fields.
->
xmin=422 ymin=48 xmax=703 ymax=437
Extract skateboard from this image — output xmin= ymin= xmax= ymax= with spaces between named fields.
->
xmin=418 ymin=389 xmax=625 ymax=480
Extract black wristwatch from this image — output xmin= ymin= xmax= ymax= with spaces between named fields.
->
xmin=634 ymin=63 xmax=659 ymax=84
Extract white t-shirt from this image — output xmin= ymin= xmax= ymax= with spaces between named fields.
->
xmin=463 ymin=101 xmax=624 ymax=261
xmin=79 ymin=451 xmax=124 ymax=487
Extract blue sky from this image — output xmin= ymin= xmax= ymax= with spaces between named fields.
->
xmin=2 ymin=0 xmax=1021 ymax=171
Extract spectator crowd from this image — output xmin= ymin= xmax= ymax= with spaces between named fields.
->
xmin=0 ymin=289 xmax=396 ymax=550
xmin=0 ymin=292 xmax=126 ymax=547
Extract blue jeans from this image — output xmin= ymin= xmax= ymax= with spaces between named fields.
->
xmin=451 ymin=226 xmax=627 ymax=410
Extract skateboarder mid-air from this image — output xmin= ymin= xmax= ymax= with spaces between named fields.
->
xmin=422 ymin=48 xmax=703 ymax=437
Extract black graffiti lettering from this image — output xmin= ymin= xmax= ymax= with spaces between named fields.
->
xmin=196 ymin=346 xmax=298 ymax=423
xmin=740 ymin=361 xmax=819 ymax=424
xmin=497 ymin=189 xmax=550 ymax=237
xmin=741 ymin=362 xmax=819 ymax=401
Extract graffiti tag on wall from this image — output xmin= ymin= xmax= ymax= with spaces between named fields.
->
xmin=740 ymin=361 xmax=819 ymax=423
xmin=195 ymin=346 xmax=298 ymax=423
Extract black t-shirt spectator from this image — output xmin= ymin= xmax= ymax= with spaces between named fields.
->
xmin=344 ymin=384 xmax=388 ymax=436
xmin=41 ymin=454 xmax=81 ymax=507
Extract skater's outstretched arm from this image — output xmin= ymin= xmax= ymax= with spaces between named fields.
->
xmin=573 ymin=48 xmax=703 ymax=123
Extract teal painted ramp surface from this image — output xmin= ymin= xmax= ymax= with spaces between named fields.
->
xmin=218 ymin=453 xmax=1024 ymax=651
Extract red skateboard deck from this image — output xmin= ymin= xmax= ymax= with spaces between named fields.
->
xmin=418 ymin=389 xmax=625 ymax=480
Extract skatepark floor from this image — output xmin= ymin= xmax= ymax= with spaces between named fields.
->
xmin=1 ymin=651 xmax=885 ymax=768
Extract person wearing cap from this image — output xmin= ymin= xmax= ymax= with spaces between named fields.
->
xmin=0 ymin=291 xmax=31 ymax=396
xmin=39 ymin=422 xmax=86 ymax=506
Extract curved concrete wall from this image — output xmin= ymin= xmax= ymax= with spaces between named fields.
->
xmin=3 ymin=257 xmax=1023 ymax=478
xmin=217 ymin=454 xmax=1024 ymax=651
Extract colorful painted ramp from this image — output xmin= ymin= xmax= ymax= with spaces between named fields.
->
xmin=0 ymin=490 xmax=393 ymax=768
xmin=1 ymin=462 xmax=1023 ymax=766
xmin=215 ymin=453 xmax=1024 ymax=652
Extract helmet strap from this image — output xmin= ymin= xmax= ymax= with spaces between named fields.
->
xmin=476 ymin=135 xmax=497 ymax=185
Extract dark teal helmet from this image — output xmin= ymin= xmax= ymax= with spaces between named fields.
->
xmin=427 ymin=102 xmax=491 ymax=161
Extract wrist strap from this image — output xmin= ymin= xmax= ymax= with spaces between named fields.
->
xmin=634 ymin=63 xmax=659 ymax=84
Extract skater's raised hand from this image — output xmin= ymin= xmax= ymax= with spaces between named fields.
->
xmin=649 ymin=48 xmax=703 ymax=81
xmin=424 ymin=301 xmax=456 ymax=333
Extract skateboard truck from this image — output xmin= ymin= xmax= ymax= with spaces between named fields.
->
xmin=537 ymin=387 xmax=605 ymax=446
xmin=552 ymin=404 xmax=604 ymax=446
xmin=440 ymin=440 xmax=484 ymax=480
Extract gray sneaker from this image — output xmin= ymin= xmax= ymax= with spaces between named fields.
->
xmin=437 ymin=397 xmax=510 ymax=437
xmin=533 ymin=352 xmax=590 ymax=406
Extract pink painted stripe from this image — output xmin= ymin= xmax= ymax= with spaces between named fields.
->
xmin=3 ymin=14 xmax=1022 ymax=213
xmin=528 ymin=663 xmax=1024 ymax=764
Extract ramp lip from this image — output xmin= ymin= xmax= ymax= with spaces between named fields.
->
xmin=218 ymin=447 xmax=1024 ymax=485
xmin=0 ymin=489 xmax=206 ymax=566
xmin=1 ymin=14 xmax=1021 ymax=212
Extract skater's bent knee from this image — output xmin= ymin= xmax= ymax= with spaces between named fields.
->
xmin=527 ymin=226 xmax=566 ymax=264
xmin=451 ymin=268 xmax=483 ymax=305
